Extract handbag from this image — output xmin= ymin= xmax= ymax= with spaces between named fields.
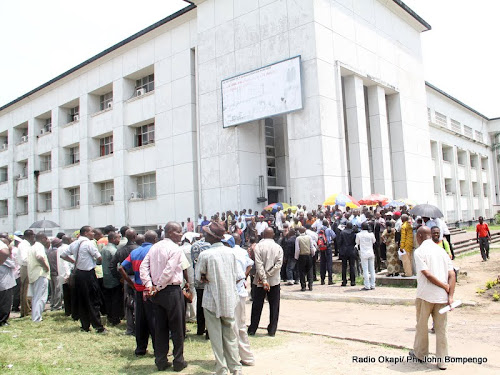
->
xmin=68 ymin=241 xmax=83 ymax=288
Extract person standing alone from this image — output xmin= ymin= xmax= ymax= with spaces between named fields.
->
xmin=410 ymin=226 xmax=455 ymax=370
xmin=476 ymin=216 xmax=491 ymax=261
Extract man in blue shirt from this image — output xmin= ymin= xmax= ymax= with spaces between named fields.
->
xmin=120 ymin=230 xmax=158 ymax=356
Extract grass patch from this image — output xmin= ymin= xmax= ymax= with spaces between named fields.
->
xmin=456 ymin=247 xmax=499 ymax=259
xmin=0 ymin=312 xmax=284 ymax=374
xmin=463 ymin=225 xmax=500 ymax=232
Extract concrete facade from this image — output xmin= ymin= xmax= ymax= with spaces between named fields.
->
xmin=0 ymin=0 xmax=497 ymax=233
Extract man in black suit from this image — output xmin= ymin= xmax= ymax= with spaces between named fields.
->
xmin=337 ymin=222 xmax=357 ymax=286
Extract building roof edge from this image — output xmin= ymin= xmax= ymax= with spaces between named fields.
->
xmin=392 ymin=0 xmax=431 ymax=31
xmin=0 ymin=3 xmax=196 ymax=113
xmin=425 ymin=81 xmax=492 ymax=121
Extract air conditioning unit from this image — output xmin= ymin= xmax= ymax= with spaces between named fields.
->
xmin=40 ymin=129 xmax=46 ymax=135
xmin=73 ymin=114 xmax=80 ymax=122
xmin=2 ymin=143 xmax=7 ymax=149
xmin=136 ymin=88 xmax=146 ymax=96
xmin=109 ymin=195 xmax=114 ymax=202
xmin=130 ymin=192 xmax=142 ymax=199
xmin=18 ymin=174 xmax=24 ymax=179
xmin=107 ymin=102 xmax=113 ymax=109
xmin=21 ymin=136 xmax=28 ymax=142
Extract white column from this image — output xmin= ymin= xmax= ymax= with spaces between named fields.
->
xmin=343 ymin=75 xmax=371 ymax=198
xmin=367 ymin=85 xmax=392 ymax=196
xmin=386 ymin=94 xmax=408 ymax=199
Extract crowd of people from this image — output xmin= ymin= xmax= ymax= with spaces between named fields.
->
xmin=0 ymin=203 xmax=492 ymax=372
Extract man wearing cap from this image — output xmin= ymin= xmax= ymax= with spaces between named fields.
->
xmin=248 ymin=228 xmax=283 ymax=337
xmin=196 ymin=222 xmax=242 ymax=375
xmin=140 ymin=222 xmax=187 ymax=372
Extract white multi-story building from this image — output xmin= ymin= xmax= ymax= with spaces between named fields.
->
xmin=0 ymin=0 xmax=498 ymax=233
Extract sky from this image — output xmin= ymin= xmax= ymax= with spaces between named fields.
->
xmin=0 ymin=0 xmax=499 ymax=117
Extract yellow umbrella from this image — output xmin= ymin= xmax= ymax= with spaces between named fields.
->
xmin=397 ymin=198 xmax=417 ymax=207
xmin=323 ymin=193 xmax=360 ymax=208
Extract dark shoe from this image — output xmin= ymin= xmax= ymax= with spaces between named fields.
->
xmin=294 ymin=281 xmax=299 ymax=285
xmin=394 ymin=273 xmax=399 ymax=276
xmin=321 ymin=280 xmax=325 ymax=285
xmin=300 ymin=287 xmax=306 ymax=291
xmin=247 ymin=331 xmax=255 ymax=336
xmin=328 ymin=281 xmax=335 ymax=285
xmin=173 ymin=361 xmax=188 ymax=372
xmin=408 ymin=350 xmax=423 ymax=363
xmin=308 ymin=286 xmax=313 ymax=291
xmin=359 ymin=287 xmax=371 ymax=291
xmin=268 ymin=332 xmax=275 ymax=337
xmin=351 ymin=283 xmax=355 ymax=286
xmin=96 ymin=328 xmax=108 ymax=334
xmin=157 ymin=362 xmax=172 ymax=371
xmin=80 ymin=327 xmax=90 ymax=332
xmin=135 ymin=350 xmax=148 ymax=356
xmin=341 ymin=283 xmax=347 ymax=287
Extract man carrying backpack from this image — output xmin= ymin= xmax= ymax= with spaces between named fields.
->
xmin=318 ymin=220 xmax=335 ymax=285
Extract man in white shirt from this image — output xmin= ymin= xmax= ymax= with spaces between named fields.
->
xmin=225 ymin=233 xmax=255 ymax=366
xmin=27 ymin=233 xmax=50 ymax=322
xmin=410 ymin=226 xmax=455 ymax=370
xmin=275 ymin=207 xmax=284 ymax=231
xmin=57 ymin=236 xmax=74 ymax=316
xmin=255 ymin=216 xmax=269 ymax=239
xmin=355 ymin=222 xmax=376 ymax=290
xmin=18 ymin=230 xmax=35 ymax=317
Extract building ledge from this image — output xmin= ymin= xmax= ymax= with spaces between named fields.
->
xmin=37 ymin=131 xmax=52 ymax=138
xmin=130 ymin=197 xmax=157 ymax=202
xmin=62 ymin=120 xmax=80 ymax=128
xmin=39 ymin=170 xmax=51 ymax=175
xmin=63 ymin=162 xmax=80 ymax=169
xmin=16 ymin=212 xmax=28 ymax=216
xmin=129 ymin=143 xmax=155 ymax=152
xmin=91 ymin=107 xmax=113 ymax=118
xmin=126 ymin=90 xmax=154 ymax=104
xmin=64 ymin=206 xmax=80 ymax=210
xmin=93 ymin=153 xmax=113 ymax=162
xmin=16 ymin=140 xmax=28 ymax=146
xmin=93 ymin=202 xmax=114 ymax=207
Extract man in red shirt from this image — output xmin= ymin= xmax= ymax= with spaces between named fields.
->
xmin=476 ymin=216 xmax=491 ymax=261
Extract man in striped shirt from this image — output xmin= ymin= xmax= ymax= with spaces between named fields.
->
xmin=121 ymin=230 xmax=158 ymax=356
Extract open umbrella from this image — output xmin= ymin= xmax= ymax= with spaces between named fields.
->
xmin=386 ymin=199 xmax=405 ymax=207
xmin=396 ymin=198 xmax=417 ymax=207
xmin=323 ymin=193 xmax=360 ymax=208
xmin=409 ymin=204 xmax=443 ymax=218
xmin=29 ymin=219 xmax=59 ymax=229
xmin=264 ymin=202 xmax=290 ymax=213
xmin=358 ymin=193 xmax=390 ymax=206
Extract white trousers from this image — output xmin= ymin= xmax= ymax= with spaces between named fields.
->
xmin=31 ymin=277 xmax=48 ymax=322
xmin=233 ymin=296 xmax=255 ymax=365
xmin=361 ymin=256 xmax=376 ymax=289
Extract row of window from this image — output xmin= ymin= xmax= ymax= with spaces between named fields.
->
xmin=0 ymin=123 xmax=155 ymax=181
xmin=428 ymin=108 xmax=484 ymax=142
xmin=0 ymin=174 xmax=156 ymax=216
xmin=1 ymin=73 xmax=156 ymax=147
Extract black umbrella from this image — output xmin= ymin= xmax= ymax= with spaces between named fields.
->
xmin=29 ymin=220 xmax=59 ymax=229
xmin=409 ymin=204 xmax=443 ymax=218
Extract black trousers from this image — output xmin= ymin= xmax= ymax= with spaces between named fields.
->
xmin=312 ymin=251 xmax=319 ymax=280
xmin=196 ymin=288 xmax=206 ymax=335
xmin=341 ymin=255 xmax=357 ymax=285
xmin=135 ymin=290 xmax=156 ymax=355
xmin=74 ymin=269 xmax=104 ymax=332
xmin=319 ymin=247 xmax=333 ymax=282
xmin=0 ymin=287 xmax=13 ymax=325
xmin=62 ymin=283 xmax=72 ymax=316
xmin=11 ymin=278 xmax=20 ymax=311
xmin=248 ymin=284 xmax=280 ymax=335
xmin=103 ymin=285 xmax=122 ymax=325
xmin=479 ymin=237 xmax=489 ymax=260
xmin=298 ymin=255 xmax=314 ymax=289
xmin=152 ymin=285 xmax=185 ymax=369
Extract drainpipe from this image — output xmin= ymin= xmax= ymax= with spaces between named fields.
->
xmin=34 ymin=170 xmax=40 ymax=214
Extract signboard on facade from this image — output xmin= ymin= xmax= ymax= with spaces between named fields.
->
xmin=221 ymin=56 xmax=303 ymax=128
